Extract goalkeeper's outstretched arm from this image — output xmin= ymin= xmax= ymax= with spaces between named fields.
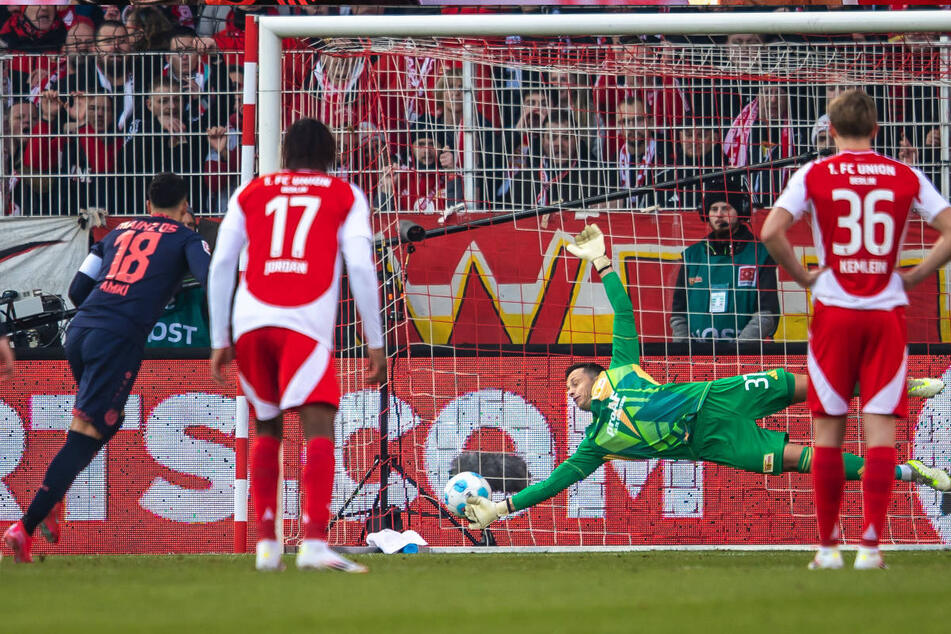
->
xmin=464 ymin=446 xmax=604 ymax=530
xmin=566 ymin=224 xmax=639 ymax=367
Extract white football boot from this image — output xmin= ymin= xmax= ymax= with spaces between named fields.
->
xmin=854 ymin=546 xmax=887 ymax=570
xmin=296 ymin=539 xmax=368 ymax=573
xmin=907 ymin=460 xmax=951 ymax=492
xmin=808 ymin=546 xmax=844 ymax=570
xmin=255 ymin=539 xmax=284 ymax=571
xmin=907 ymin=377 xmax=945 ymax=398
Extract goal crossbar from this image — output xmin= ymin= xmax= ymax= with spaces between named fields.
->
xmin=257 ymin=11 xmax=951 ymax=39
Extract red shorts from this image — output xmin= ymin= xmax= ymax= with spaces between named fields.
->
xmin=807 ymin=302 xmax=907 ymax=418
xmin=234 ymin=327 xmax=339 ymax=421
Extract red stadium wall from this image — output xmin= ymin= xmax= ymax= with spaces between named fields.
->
xmin=2 ymin=355 xmax=951 ymax=555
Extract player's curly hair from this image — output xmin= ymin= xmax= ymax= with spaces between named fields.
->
xmin=148 ymin=172 xmax=187 ymax=209
xmin=565 ymin=362 xmax=606 ymax=380
xmin=282 ymin=118 xmax=336 ymax=172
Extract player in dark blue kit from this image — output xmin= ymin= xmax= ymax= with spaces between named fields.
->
xmin=2 ymin=172 xmax=210 ymax=563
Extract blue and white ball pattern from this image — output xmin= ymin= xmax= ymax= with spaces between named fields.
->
xmin=443 ymin=471 xmax=492 ymax=518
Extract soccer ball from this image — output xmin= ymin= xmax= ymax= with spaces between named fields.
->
xmin=443 ymin=471 xmax=491 ymax=518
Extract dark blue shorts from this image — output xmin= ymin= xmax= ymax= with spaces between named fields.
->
xmin=64 ymin=325 xmax=144 ymax=440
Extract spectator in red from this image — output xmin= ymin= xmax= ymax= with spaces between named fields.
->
xmin=376 ymin=120 xmax=462 ymax=215
xmin=593 ymin=37 xmax=688 ymax=139
xmin=372 ymin=51 xmax=440 ymax=150
xmin=34 ymin=16 xmax=95 ymax=97
xmin=20 ymin=86 xmax=80 ymax=215
xmin=1 ymin=100 xmax=35 ymax=216
xmin=289 ymin=53 xmax=377 ymax=132
xmin=0 ymin=6 xmax=67 ymax=95
xmin=60 ymin=93 xmax=124 ymax=213
xmin=3 ymin=100 xmax=34 ymax=173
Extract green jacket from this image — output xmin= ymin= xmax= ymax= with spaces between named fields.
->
xmin=670 ymin=225 xmax=779 ymax=342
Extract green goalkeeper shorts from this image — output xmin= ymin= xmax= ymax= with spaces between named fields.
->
xmin=689 ymin=368 xmax=796 ymax=476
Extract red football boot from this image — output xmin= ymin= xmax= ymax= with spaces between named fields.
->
xmin=3 ymin=521 xmax=34 ymax=563
xmin=39 ymin=501 xmax=63 ymax=544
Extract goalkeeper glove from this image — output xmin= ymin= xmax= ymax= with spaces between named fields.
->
xmin=464 ymin=495 xmax=510 ymax=530
xmin=566 ymin=223 xmax=611 ymax=273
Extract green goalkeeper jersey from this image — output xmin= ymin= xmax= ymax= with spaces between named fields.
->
xmin=510 ymin=271 xmax=711 ymax=512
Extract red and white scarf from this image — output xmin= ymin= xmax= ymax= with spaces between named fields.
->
xmin=536 ymin=159 xmax=578 ymax=206
xmin=723 ymin=99 xmax=795 ymax=168
xmin=617 ymin=137 xmax=655 ymax=189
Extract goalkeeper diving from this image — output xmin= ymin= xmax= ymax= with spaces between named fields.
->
xmin=464 ymin=224 xmax=950 ymax=530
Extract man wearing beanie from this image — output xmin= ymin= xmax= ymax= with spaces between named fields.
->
xmin=669 ymin=174 xmax=779 ymax=343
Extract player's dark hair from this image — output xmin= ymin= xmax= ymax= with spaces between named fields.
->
xmin=565 ymin=362 xmax=606 ymax=380
xmin=282 ymin=118 xmax=336 ymax=171
xmin=827 ymin=89 xmax=877 ymax=138
xmin=148 ymin=172 xmax=187 ymax=209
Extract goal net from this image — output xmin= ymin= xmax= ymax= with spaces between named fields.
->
xmin=253 ymin=13 xmax=951 ymax=548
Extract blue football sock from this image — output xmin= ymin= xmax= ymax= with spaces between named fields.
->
xmin=22 ymin=431 xmax=103 ymax=535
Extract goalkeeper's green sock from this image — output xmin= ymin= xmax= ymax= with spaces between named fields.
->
xmin=796 ymin=446 xmax=906 ymax=480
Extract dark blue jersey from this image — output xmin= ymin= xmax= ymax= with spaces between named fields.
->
xmin=68 ymin=216 xmax=211 ymax=343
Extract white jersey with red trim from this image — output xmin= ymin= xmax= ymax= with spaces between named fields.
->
xmin=773 ymin=150 xmax=949 ymax=310
xmin=208 ymin=169 xmax=383 ymax=351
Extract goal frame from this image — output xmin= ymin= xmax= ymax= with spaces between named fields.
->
xmin=238 ymin=10 xmax=951 ymax=553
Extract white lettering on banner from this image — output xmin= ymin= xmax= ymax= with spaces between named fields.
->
xmin=914 ymin=365 xmax=951 ymax=545
xmin=424 ymin=389 xmax=555 ymax=506
xmin=29 ymin=395 xmax=140 ymax=520
xmin=0 ymin=403 xmax=25 ymax=520
xmin=566 ymin=398 xmax=604 ymax=518
xmin=610 ymin=459 xmax=704 ymax=518
xmin=333 ymin=390 xmax=420 ymax=515
xmin=139 ymin=393 xmax=235 ymax=523
xmin=663 ymin=461 xmax=703 ymax=517
xmin=148 ymin=323 xmax=199 ymax=345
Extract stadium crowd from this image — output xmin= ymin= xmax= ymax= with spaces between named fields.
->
xmin=0 ymin=4 xmax=945 ymax=220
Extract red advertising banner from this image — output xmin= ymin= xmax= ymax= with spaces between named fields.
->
xmin=2 ymin=355 xmax=950 ymax=555
xmin=389 ymin=211 xmax=949 ymax=346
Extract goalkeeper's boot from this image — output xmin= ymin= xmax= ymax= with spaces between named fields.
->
xmin=807 ymin=546 xmax=843 ymax=570
xmin=854 ymin=546 xmax=887 ymax=570
xmin=907 ymin=377 xmax=945 ymax=398
xmin=39 ymin=501 xmax=63 ymax=544
xmin=296 ymin=539 xmax=368 ymax=573
xmin=2 ymin=520 xmax=34 ymax=564
xmin=255 ymin=539 xmax=284 ymax=571
xmin=907 ymin=460 xmax=951 ymax=491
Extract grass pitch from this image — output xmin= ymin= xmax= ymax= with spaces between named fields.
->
xmin=1 ymin=551 xmax=948 ymax=633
